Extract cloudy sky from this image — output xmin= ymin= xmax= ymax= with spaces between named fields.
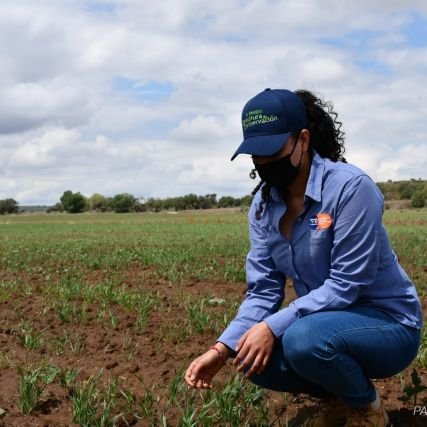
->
xmin=1 ymin=0 xmax=426 ymax=205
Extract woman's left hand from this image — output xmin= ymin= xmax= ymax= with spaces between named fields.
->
xmin=233 ymin=321 xmax=275 ymax=377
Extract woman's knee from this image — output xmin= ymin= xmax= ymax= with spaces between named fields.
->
xmin=283 ymin=318 xmax=324 ymax=365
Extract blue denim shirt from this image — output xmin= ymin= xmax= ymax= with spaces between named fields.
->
xmin=218 ymin=152 xmax=423 ymax=351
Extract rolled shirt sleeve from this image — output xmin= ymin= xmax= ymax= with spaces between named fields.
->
xmin=264 ymin=175 xmax=384 ymax=337
xmin=217 ymin=194 xmax=286 ymax=352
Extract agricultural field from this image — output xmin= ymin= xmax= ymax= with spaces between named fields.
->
xmin=0 ymin=208 xmax=426 ymax=426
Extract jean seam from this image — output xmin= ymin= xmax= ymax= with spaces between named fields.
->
xmin=324 ymin=324 xmax=399 ymax=355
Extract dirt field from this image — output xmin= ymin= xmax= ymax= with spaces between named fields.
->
xmin=0 ymin=272 xmax=425 ymax=426
xmin=0 ymin=211 xmax=426 ymax=426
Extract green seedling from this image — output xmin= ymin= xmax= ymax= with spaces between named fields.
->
xmin=135 ymin=294 xmax=156 ymax=330
xmin=168 ymin=369 xmax=186 ymax=405
xmin=18 ymin=365 xmax=59 ymax=415
xmin=119 ymin=388 xmax=135 ymax=413
xmin=185 ymin=298 xmax=211 ymax=333
xmin=122 ymin=330 xmax=138 ymax=360
xmin=17 ymin=319 xmax=47 ymax=350
xmin=213 ymin=376 xmax=243 ymax=425
xmin=69 ymin=333 xmax=87 ymax=355
xmin=138 ymin=384 xmax=157 ymax=418
xmin=398 ymin=367 xmax=427 ymax=407
xmin=71 ymin=374 xmax=124 ymax=426
xmin=58 ymin=368 xmax=79 ymax=394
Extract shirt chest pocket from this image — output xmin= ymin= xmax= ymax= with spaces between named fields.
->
xmin=307 ymin=229 xmax=332 ymax=248
xmin=300 ymin=231 xmax=333 ymax=279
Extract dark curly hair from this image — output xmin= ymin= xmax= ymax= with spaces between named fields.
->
xmin=295 ymin=89 xmax=346 ymax=162
xmin=250 ymin=89 xmax=346 ymax=216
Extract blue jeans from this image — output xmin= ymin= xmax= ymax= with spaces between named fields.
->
xmin=249 ymin=306 xmax=421 ymax=408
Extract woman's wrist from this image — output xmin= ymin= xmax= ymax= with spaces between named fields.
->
xmin=215 ymin=342 xmax=231 ymax=358
xmin=209 ymin=342 xmax=230 ymax=363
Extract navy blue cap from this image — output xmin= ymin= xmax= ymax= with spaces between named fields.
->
xmin=231 ymin=88 xmax=308 ymax=160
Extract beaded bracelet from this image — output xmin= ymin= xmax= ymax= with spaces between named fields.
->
xmin=209 ymin=346 xmax=227 ymax=364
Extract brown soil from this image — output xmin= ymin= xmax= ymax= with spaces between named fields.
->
xmin=0 ymin=270 xmax=426 ymax=426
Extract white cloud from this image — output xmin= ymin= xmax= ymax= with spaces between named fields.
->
xmin=170 ymin=115 xmax=236 ymax=143
xmin=9 ymin=128 xmax=80 ymax=169
xmin=0 ymin=0 xmax=425 ymax=204
xmin=348 ymin=143 xmax=425 ymax=182
xmin=300 ymin=57 xmax=346 ymax=83
xmin=0 ymin=78 xmax=94 ymax=134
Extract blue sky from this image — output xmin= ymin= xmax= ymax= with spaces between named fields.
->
xmin=85 ymin=1 xmax=117 ymax=14
xmin=0 ymin=0 xmax=426 ymax=204
xmin=404 ymin=12 xmax=427 ymax=46
xmin=113 ymin=78 xmax=175 ymax=102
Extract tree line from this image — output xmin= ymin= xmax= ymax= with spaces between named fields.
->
xmin=376 ymin=179 xmax=426 ymax=208
xmin=46 ymin=191 xmax=253 ymax=214
xmin=44 ymin=179 xmax=427 ymax=213
xmin=1 ymin=179 xmax=425 ymax=215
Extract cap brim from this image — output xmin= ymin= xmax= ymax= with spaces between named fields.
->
xmin=230 ymin=131 xmax=292 ymax=161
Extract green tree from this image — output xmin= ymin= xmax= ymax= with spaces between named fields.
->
xmin=145 ymin=198 xmax=163 ymax=212
xmin=88 ymin=193 xmax=109 ymax=212
xmin=60 ymin=191 xmax=87 ymax=213
xmin=218 ymin=196 xmax=236 ymax=208
xmin=182 ymin=194 xmax=199 ymax=209
xmin=174 ymin=197 xmax=186 ymax=211
xmin=0 ymin=198 xmax=19 ymax=215
xmin=411 ymin=185 xmax=427 ymax=208
xmin=60 ymin=191 xmax=73 ymax=211
xmin=398 ymin=180 xmax=423 ymax=200
xmin=110 ymin=193 xmax=136 ymax=213
xmin=198 ymin=194 xmax=217 ymax=209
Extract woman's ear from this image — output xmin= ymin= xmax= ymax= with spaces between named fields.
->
xmin=300 ymin=129 xmax=310 ymax=152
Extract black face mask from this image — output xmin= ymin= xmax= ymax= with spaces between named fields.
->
xmin=254 ymin=133 xmax=303 ymax=188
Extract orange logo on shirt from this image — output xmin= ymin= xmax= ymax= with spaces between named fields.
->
xmin=317 ymin=213 xmax=333 ymax=229
xmin=309 ymin=213 xmax=333 ymax=230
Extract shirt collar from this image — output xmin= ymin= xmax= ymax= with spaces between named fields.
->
xmin=269 ymin=150 xmax=324 ymax=203
xmin=305 ymin=150 xmax=324 ymax=203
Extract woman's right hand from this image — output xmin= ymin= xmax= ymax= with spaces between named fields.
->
xmin=184 ymin=346 xmax=227 ymax=389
